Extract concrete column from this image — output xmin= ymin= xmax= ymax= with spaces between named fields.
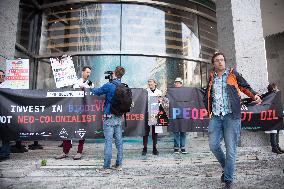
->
xmin=265 ymin=32 xmax=284 ymax=105
xmin=0 ymin=0 xmax=20 ymax=70
xmin=215 ymin=0 xmax=270 ymax=146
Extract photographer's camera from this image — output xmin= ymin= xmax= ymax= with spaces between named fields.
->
xmin=104 ymin=71 xmax=113 ymax=82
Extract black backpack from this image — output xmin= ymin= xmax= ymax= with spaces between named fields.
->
xmin=110 ymin=82 xmax=132 ymax=116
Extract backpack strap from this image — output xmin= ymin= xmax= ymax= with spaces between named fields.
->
xmin=111 ymin=81 xmax=128 ymax=128
xmin=107 ymin=81 xmax=118 ymax=105
xmin=110 ymin=81 xmax=119 ymax=87
xmin=124 ymin=113 xmax=127 ymax=128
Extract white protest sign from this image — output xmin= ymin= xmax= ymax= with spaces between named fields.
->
xmin=5 ymin=59 xmax=29 ymax=89
xmin=50 ymin=55 xmax=78 ymax=88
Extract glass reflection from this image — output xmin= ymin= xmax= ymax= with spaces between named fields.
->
xmin=121 ymin=5 xmax=166 ymax=54
xmin=36 ymin=60 xmax=56 ymax=89
xmin=73 ymin=56 xmax=120 ymax=87
xmin=40 ymin=4 xmax=121 ymax=54
xmin=39 ymin=3 xmax=201 ymax=59
xmin=121 ymin=56 xmax=202 ymax=92
xmin=122 ymin=4 xmax=200 ymax=57
xmin=36 ymin=56 xmax=205 ymax=91
xmin=34 ymin=2 xmax=216 ymax=90
xmin=198 ymin=17 xmax=217 ymax=59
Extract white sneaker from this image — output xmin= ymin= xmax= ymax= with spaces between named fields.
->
xmin=55 ymin=153 xmax=68 ymax=159
xmin=96 ymin=168 xmax=112 ymax=174
xmin=73 ymin=153 xmax=82 ymax=160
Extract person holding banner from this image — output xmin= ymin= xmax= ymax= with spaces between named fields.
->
xmin=264 ymin=83 xmax=284 ymax=154
xmin=142 ymin=79 xmax=163 ymax=156
xmin=0 ymin=70 xmax=10 ymax=161
xmin=56 ymin=66 xmax=94 ymax=160
xmin=204 ymin=52 xmax=262 ymax=189
xmin=90 ymin=66 xmax=126 ymax=172
xmin=0 ymin=70 xmax=29 ymax=154
xmin=172 ymin=77 xmax=188 ymax=154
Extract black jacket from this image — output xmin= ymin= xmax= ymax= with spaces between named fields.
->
xmin=204 ymin=68 xmax=257 ymax=119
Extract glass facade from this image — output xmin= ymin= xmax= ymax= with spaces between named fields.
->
xmin=17 ymin=1 xmax=217 ymax=91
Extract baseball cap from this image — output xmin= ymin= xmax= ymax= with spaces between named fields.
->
xmin=174 ymin=77 xmax=183 ymax=84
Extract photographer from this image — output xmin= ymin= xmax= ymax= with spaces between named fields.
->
xmin=90 ymin=66 xmax=125 ymax=172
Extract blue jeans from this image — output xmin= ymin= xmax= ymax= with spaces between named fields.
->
xmin=103 ymin=115 xmax=123 ymax=169
xmin=173 ymin=132 xmax=186 ymax=150
xmin=208 ymin=113 xmax=241 ymax=182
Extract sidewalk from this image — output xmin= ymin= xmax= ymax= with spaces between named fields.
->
xmin=0 ymin=134 xmax=284 ymax=189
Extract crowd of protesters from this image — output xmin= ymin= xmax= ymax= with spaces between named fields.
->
xmin=1 ymin=52 xmax=283 ymax=189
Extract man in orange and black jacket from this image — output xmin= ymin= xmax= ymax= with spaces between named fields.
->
xmin=204 ymin=52 xmax=262 ymax=189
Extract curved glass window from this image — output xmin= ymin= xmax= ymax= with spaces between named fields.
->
xmin=198 ymin=17 xmax=217 ymax=60
xmin=121 ymin=4 xmax=199 ymax=58
xmin=27 ymin=1 xmax=217 ymax=90
xmin=40 ymin=4 xmax=121 ymax=54
xmin=39 ymin=3 xmax=203 ymax=59
xmin=36 ymin=55 xmax=204 ymax=92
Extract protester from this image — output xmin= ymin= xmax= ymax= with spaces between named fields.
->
xmin=263 ymin=83 xmax=284 ymax=154
xmin=172 ymin=77 xmax=188 ymax=154
xmin=142 ymin=79 xmax=163 ymax=156
xmin=73 ymin=66 xmax=95 ymax=89
xmin=56 ymin=66 xmax=94 ymax=160
xmin=204 ymin=52 xmax=262 ymax=189
xmin=0 ymin=70 xmax=6 ymax=86
xmin=0 ymin=70 xmax=29 ymax=154
xmin=90 ymin=66 xmax=126 ymax=173
xmin=0 ymin=70 xmax=11 ymax=161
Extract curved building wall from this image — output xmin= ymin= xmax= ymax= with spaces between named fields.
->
xmin=17 ymin=1 xmax=217 ymax=91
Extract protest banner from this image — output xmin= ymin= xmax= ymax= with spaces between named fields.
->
xmin=0 ymin=88 xmax=282 ymax=140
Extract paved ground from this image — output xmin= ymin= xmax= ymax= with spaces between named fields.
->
xmin=0 ymin=133 xmax=284 ymax=189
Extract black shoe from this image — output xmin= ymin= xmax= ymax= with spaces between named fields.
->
xmin=142 ymin=148 xmax=147 ymax=156
xmin=224 ymin=181 xmax=233 ymax=189
xmin=28 ymin=144 xmax=43 ymax=150
xmin=221 ymin=171 xmax=225 ymax=183
xmin=11 ymin=146 xmax=28 ymax=153
xmin=0 ymin=155 xmax=9 ymax=161
xmin=11 ymin=144 xmax=26 ymax=148
xmin=277 ymin=146 xmax=284 ymax=153
xmin=272 ymin=147 xmax=282 ymax=154
xmin=174 ymin=149 xmax=179 ymax=154
xmin=152 ymin=148 xmax=159 ymax=155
